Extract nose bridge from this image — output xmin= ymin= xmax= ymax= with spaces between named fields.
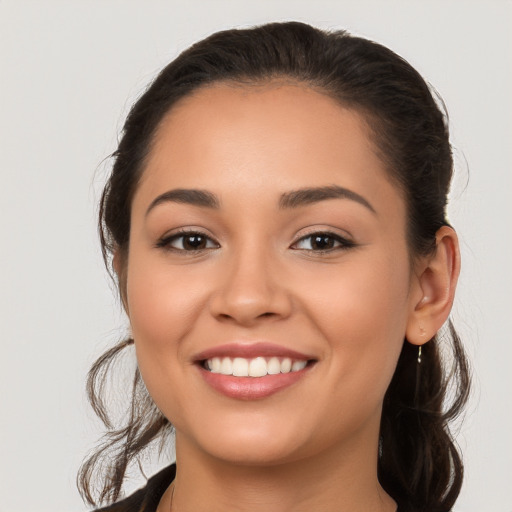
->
xmin=210 ymin=238 xmax=290 ymax=324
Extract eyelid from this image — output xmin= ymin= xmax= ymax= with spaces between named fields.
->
xmin=155 ymin=226 xmax=355 ymax=254
xmin=292 ymin=225 xmax=354 ymax=242
xmin=155 ymin=227 xmax=220 ymax=252
xmin=290 ymin=229 xmax=356 ymax=252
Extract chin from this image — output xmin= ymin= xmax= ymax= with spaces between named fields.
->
xmin=182 ymin=414 xmax=309 ymax=466
xmin=203 ymin=439 xmax=305 ymax=467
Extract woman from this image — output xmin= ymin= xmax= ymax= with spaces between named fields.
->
xmin=79 ymin=21 xmax=470 ymax=512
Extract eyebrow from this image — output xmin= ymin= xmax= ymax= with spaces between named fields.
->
xmin=145 ymin=185 xmax=376 ymax=216
xmin=279 ymin=185 xmax=376 ymax=214
xmin=146 ymin=188 xmax=220 ymax=216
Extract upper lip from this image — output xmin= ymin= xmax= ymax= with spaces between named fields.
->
xmin=193 ymin=342 xmax=315 ymax=362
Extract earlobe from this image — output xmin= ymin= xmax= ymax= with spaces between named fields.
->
xmin=406 ymin=226 xmax=460 ymax=345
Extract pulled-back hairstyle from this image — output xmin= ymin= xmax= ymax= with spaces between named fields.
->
xmin=79 ymin=21 xmax=470 ymax=512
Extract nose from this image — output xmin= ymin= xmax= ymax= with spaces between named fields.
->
xmin=209 ymin=247 xmax=293 ymax=326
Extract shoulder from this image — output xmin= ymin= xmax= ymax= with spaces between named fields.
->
xmin=94 ymin=465 xmax=176 ymax=512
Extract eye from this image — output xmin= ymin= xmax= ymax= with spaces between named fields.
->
xmin=156 ymin=230 xmax=219 ymax=252
xmin=291 ymin=232 xmax=355 ymax=252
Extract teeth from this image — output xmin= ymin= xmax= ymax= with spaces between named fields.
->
xmin=205 ymin=356 xmax=309 ymax=377
xmin=211 ymin=357 xmax=221 ymax=373
xmin=220 ymin=357 xmax=233 ymax=375
xmin=280 ymin=357 xmax=292 ymax=373
xmin=291 ymin=360 xmax=307 ymax=372
xmin=232 ymin=357 xmax=249 ymax=377
xmin=249 ymin=357 xmax=267 ymax=377
xmin=267 ymin=357 xmax=281 ymax=375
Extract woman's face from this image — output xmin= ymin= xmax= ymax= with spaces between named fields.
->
xmin=125 ymin=83 xmax=422 ymax=465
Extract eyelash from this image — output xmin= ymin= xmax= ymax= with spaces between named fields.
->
xmin=156 ymin=229 xmax=356 ymax=254
xmin=156 ymin=229 xmax=219 ymax=252
xmin=291 ymin=231 xmax=356 ymax=253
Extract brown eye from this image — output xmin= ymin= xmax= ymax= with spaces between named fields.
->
xmin=182 ymin=234 xmax=208 ymax=250
xmin=310 ymin=234 xmax=336 ymax=250
xmin=157 ymin=231 xmax=219 ymax=252
xmin=292 ymin=232 xmax=355 ymax=252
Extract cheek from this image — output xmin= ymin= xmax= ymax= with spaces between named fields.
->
xmin=307 ymin=250 xmax=410 ymax=327
xmin=127 ymin=255 xmax=205 ymax=345
xmin=124 ymin=251 xmax=210 ymax=411
xmin=300 ymin=251 xmax=411 ymax=396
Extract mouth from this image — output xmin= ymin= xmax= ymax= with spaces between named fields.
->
xmin=194 ymin=343 xmax=317 ymax=400
xmin=201 ymin=356 xmax=312 ymax=377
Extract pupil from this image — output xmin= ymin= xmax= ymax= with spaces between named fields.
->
xmin=184 ymin=235 xmax=205 ymax=249
xmin=313 ymin=235 xmax=333 ymax=250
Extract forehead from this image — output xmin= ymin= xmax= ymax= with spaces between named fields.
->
xmin=134 ymin=82 xmax=404 ymax=216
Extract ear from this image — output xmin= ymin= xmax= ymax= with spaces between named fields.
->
xmin=113 ymin=249 xmax=129 ymax=315
xmin=406 ymin=226 xmax=460 ymax=345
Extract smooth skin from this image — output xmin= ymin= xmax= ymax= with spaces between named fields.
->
xmin=117 ymin=82 xmax=460 ymax=512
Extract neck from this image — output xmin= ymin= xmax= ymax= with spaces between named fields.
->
xmin=164 ymin=428 xmax=396 ymax=512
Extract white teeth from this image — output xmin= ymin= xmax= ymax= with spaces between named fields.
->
xmin=220 ymin=357 xmax=233 ymax=375
xmin=267 ymin=357 xmax=281 ymax=375
xmin=206 ymin=356 xmax=308 ymax=377
xmin=280 ymin=357 xmax=292 ymax=373
xmin=232 ymin=357 xmax=249 ymax=377
xmin=291 ymin=360 xmax=307 ymax=372
xmin=249 ymin=357 xmax=267 ymax=377
xmin=211 ymin=357 xmax=221 ymax=373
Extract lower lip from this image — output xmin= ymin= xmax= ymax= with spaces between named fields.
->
xmin=198 ymin=365 xmax=312 ymax=400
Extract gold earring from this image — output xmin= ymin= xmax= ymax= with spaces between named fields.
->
xmin=417 ymin=346 xmax=422 ymax=364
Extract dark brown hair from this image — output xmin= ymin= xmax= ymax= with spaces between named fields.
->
xmin=79 ymin=21 xmax=470 ymax=512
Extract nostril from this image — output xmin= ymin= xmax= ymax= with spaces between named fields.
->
xmin=210 ymin=287 xmax=293 ymax=325
xmin=217 ymin=311 xmax=276 ymax=322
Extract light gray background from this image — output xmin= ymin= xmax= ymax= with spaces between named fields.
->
xmin=1 ymin=1 xmax=511 ymax=511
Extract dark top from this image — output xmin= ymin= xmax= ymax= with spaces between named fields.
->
xmin=95 ymin=465 xmax=176 ymax=512
xmin=95 ymin=464 xmax=407 ymax=512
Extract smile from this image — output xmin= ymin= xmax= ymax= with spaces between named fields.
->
xmin=194 ymin=343 xmax=316 ymax=400
xmin=204 ymin=356 xmax=308 ymax=377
